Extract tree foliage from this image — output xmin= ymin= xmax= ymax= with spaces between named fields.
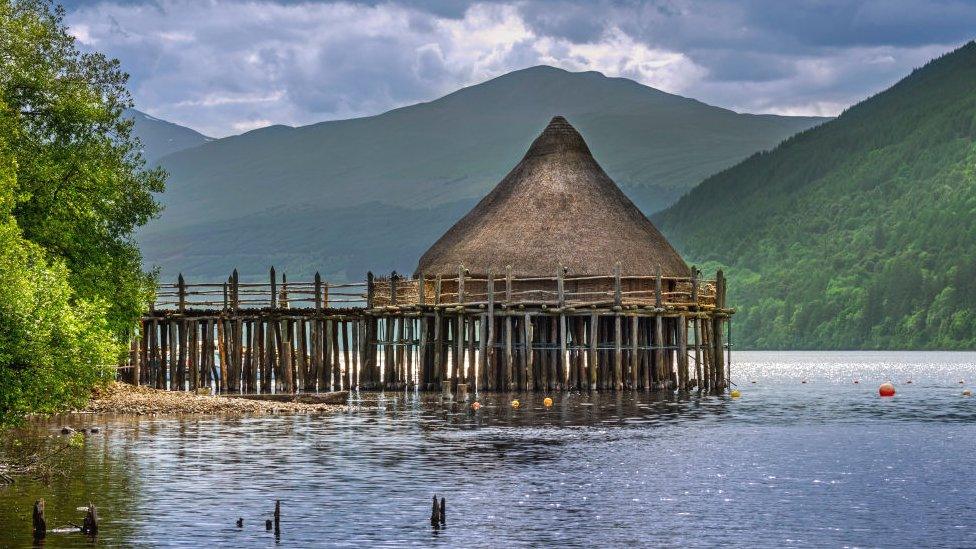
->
xmin=655 ymin=42 xmax=976 ymax=350
xmin=0 ymin=0 xmax=163 ymax=424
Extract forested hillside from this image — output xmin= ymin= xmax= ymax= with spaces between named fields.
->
xmin=655 ymin=42 xmax=976 ymax=349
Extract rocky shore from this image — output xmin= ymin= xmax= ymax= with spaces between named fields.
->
xmin=80 ymin=382 xmax=347 ymax=415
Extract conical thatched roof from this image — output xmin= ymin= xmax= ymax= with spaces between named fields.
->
xmin=416 ymin=116 xmax=690 ymax=277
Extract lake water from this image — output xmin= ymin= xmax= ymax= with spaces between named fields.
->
xmin=2 ymin=351 xmax=976 ymax=548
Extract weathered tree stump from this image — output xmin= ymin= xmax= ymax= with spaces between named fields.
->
xmin=32 ymin=499 xmax=45 ymax=540
xmin=82 ymin=503 xmax=98 ymax=536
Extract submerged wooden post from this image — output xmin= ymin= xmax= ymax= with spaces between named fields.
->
xmin=32 ymin=499 xmax=45 ymax=540
xmin=653 ymin=265 xmax=665 ymax=389
xmin=557 ymin=266 xmax=567 ymax=389
xmin=82 ymin=503 xmax=98 ymax=536
xmin=486 ymin=268 xmax=495 ymax=390
xmin=712 ymin=270 xmax=727 ymax=391
xmin=613 ymin=313 xmax=622 ymax=391
xmin=678 ymin=315 xmax=689 ymax=390
xmin=630 ymin=315 xmax=639 ymax=389
xmin=588 ymin=313 xmax=598 ymax=389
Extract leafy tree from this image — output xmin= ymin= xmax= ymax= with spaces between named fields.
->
xmin=0 ymin=0 xmax=163 ymax=424
xmin=1 ymin=0 xmax=164 ymax=335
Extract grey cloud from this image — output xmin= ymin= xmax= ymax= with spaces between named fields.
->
xmin=64 ymin=0 xmax=971 ymax=136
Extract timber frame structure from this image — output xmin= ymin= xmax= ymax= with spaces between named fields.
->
xmin=129 ymin=116 xmax=734 ymax=394
xmin=127 ymin=265 xmax=732 ymax=394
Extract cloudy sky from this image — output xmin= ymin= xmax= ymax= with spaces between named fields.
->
xmin=63 ymin=0 xmax=974 ymax=137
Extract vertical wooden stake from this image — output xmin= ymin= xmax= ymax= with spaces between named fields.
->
xmin=32 ymin=499 xmax=45 ymax=540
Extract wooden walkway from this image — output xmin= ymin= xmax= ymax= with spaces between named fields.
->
xmin=127 ymin=266 xmax=732 ymax=394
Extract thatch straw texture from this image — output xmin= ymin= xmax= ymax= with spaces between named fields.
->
xmin=416 ymin=116 xmax=690 ymax=277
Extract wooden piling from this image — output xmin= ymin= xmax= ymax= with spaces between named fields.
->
xmin=32 ymin=499 xmax=45 ymax=540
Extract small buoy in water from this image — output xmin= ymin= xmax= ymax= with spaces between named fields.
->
xmin=730 ymin=389 xmax=741 ymax=398
xmin=963 ymin=389 xmax=972 ymax=397
xmin=471 ymin=401 xmax=482 ymax=411
xmin=543 ymin=397 xmax=553 ymax=407
xmin=879 ymin=382 xmax=896 ymax=397
xmin=511 ymin=399 xmax=520 ymax=409
xmin=236 ymin=518 xmax=243 ymax=528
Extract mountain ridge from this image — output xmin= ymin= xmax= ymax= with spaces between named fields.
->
xmin=139 ymin=65 xmax=827 ymax=282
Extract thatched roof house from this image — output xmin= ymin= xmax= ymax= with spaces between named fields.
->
xmin=416 ymin=116 xmax=689 ymax=277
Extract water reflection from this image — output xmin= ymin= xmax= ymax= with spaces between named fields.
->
xmin=0 ymin=351 xmax=975 ymax=547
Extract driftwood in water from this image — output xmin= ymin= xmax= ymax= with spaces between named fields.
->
xmin=222 ymin=391 xmax=348 ymax=405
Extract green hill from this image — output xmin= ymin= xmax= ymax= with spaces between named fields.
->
xmin=655 ymin=42 xmax=976 ymax=350
xmin=126 ymin=109 xmax=211 ymax=163
xmin=141 ymin=65 xmax=824 ymax=281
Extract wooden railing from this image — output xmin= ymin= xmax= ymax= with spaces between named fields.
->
xmin=152 ymin=266 xmax=717 ymax=311
xmin=153 ymin=268 xmax=367 ymax=310
xmin=370 ymin=266 xmax=717 ymax=310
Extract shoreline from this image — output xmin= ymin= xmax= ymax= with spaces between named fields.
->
xmin=76 ymin=382 xmax=348 ymax=416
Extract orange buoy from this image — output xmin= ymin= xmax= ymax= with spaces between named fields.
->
xmin=471 ymin=401 xmax=482 ymax=411
xmin=543 ymin=397 xmax=553 ymax=407
xmin=511 ymin=399 xmax=520 ymax=409
xmin=879 ymin=382 xmax=896 ymax=397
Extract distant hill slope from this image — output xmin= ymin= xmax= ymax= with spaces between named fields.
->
xmin=127 ymin=109 xmax=210 ymax=163
xmin=141 ymin=65 xmax=825 ymax=281
xmin=655 ymin=42 xmax=976 ymax=350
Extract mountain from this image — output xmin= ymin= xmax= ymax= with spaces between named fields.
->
xmin=655 ymin=42 xmax=976 ymax=350
xmin=141 ymin=65 xmax=825 ymax=282
xmin=127 ymin=109 xmax=210 ymax=163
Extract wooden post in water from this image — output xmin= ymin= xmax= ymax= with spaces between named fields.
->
xmin=456 ymin=265 xmax=466 ymax=387
xmin=588 ymin=313 xmax=598 ymax=389
xmin=32 ymin=499 xmax=45 ymax=541
xmin=678 ymin=315 xmax=689 ymax=390
xmin=524 ymin=312 xmax=534 ymax=391
xmin=557 ymin=267 xmax=567 ymax=390
xmin=654 ymin=266 xmax=665 ymax=390
xmin=485 ymin=269 xmax=495 ymax=391
xmin=712 ymin=270 xmax=726 ymax=391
